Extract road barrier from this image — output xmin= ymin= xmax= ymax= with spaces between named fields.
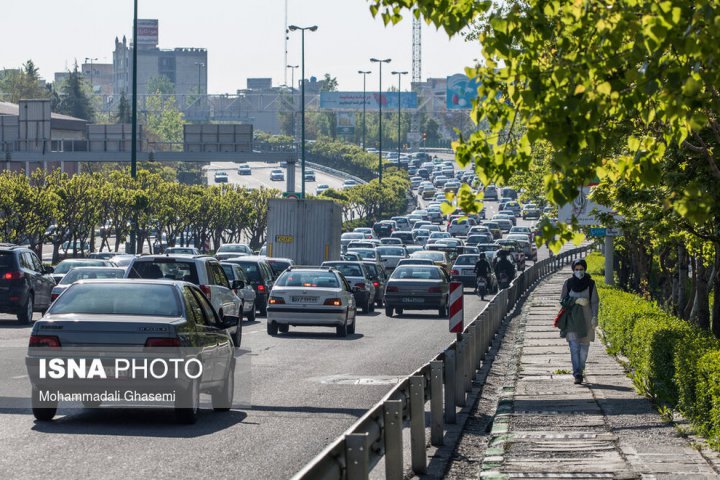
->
xmin=292 ymin=244 xmax=592 ymax=480
xmin=448 ymin=281 xmax=464 ymax=333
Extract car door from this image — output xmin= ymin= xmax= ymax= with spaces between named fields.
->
xmin=191 ymin=288 xmax=233 ymax=383
xmin=235 ymin=267 xmax=255 ymax=312
xmin=260 ymin=262 xmax=274 ymax=292
xmin=23 ymin=252 xmax=50 ymax=309
xmin=340 ymin=275 xmax=356 ymax=319
xmin=208 ymin=261 xmax=240 ymax=320
xmin=181 ymin=286 xmax=216 ymax=384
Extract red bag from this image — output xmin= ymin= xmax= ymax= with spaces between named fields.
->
xmin=553 ymin=307 xmax=566 ymax=328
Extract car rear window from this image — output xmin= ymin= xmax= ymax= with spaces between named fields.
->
xmin=267 ymin=260 xmax=291 ymax=276
xmin=377 ymin=247 xmax=405 ymax=256
xmin=391 ymin=267 xmax=442 ymax=280
xmin=49 ymin=283 xmax=181 ymax=317
xmin=128 ymin=260 xmax=199 ymax=284
xmin=60 ymin=268 xmax=125 ymax=284
xmin=325 ymin=263 xmax=363 ymax=277
xmin=275 ymin=271 xmax=339 ymax=288
xmin=55 ymin=260 xmax=108 ymax=274
xmin=454 ymin=255 xmax=479 ymax=266
xmin=0 ymin=252 xmax=17 ymax=270
xmin=232 ymin=262 xmax=262 ymax=281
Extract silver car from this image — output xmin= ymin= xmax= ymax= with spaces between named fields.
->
xmin=321 ymin=261 xmax=376 ymax=313
xmin=50 ymin=267 xmax=126 ymax=302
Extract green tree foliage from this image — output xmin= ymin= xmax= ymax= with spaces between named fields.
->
xmin=144 ymin=94 xmax=185 ymax=148
xmin=55 ymin=63 xmax=95 ymax=121
xmin=146 ymin=75 xmax=175 ymax=95
xmin=0 ymin=60 xmax=50 ymax=103
xmin=116 ymin=91 xmax=131 ymax=123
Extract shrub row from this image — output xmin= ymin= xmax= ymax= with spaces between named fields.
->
xmin=587 ymin=252 xmax=720 ymax=448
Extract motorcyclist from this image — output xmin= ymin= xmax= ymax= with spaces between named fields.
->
xmin=494 ymin=249 xmax=516 ymax=286
xmin=473 ymin=253 xmax=492 ymax=293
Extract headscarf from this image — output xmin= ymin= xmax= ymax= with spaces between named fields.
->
xmin=568 ymin=258 xmax=591 ymax=292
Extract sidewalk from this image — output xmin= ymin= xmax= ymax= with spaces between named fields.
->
xmin=473 ymin=266 xmax=718 ymax=479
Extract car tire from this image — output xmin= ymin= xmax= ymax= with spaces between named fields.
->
xmin=376 ymin=297 xmax=383 ymax=308
xmin=18 ymin=293 xmax=33 ymax=324
xmin=258 ymin=301 xmax=267 ymax=317
xmin=212 ymin=359 xmax=235 ymax=412
xmin=369 ymin=300 xmax=375 ymax=313
xmin=246 ymin=303 xmax=256 ymax=322
xmin=347 ymin=313 xmax=356 ymax=335
xmin=278 ymin=324 xmax=289 ymax=334
xmin=361 ymin=298 xmax=370 ymax=314
xmin=385 ymin=305 xmax=393 ymax=317
xmin=31 ymin=386 xmax=57 ymax=421
xmin=438 ymin=305 xmax=447 ymax=317
xmin=397 ymin=308 xmax=404 ymax=315
xmin=232 ymin=320 xmax=242 ymax=347
xmin=336 ymin=321 xmax=348 ymax=337
xmin=267 ymin=321 xmax=278 ymax=336
xmin=175 ymin=379 xmax=200 ymax=424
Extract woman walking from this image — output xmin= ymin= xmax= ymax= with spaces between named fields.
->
xmin=559 ymin=259 xmax=599 ymax=384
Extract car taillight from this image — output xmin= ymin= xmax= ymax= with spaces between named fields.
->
xmin=269 ymin=297 xmax=285 ymax=305
xmin=199 ymin=284 xmax=211 ymax=300
xmin=373 ymin=281 xmax=379 ymax=287
xmin=356 ymin=283 xmax=366 ymax=290
xmin=324 ymin=298 xmax=342 ymax=306
xmin=386 ymin=286 xmax=399 ymax=292
xmin=450 ymin=269 xmax=459 ymax=276
xmin=257 ymin=284 xmax=266 ymax=293
xmin=366 ymin=235 xmax=372 ymax=239
xmin=145 ymin=337 xmax=181 ymax=347
xmin=428 ymin=287 xmax=442 ymax=293
xmin=50 ymin=293 xmax=59 ymax=302
xmin=3 ymin=271 xmax=21 ymax=280
xmin=29 ymin=335 xmax=61 ymax=348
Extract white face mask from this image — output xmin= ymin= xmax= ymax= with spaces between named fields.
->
xmin=574 ymin=270 xmax=585 ymax=279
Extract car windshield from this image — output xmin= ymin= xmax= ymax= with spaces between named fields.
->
xmin=347 ymin=249 xmax=375 ymax=260
xmin=454 ymin=255 xmax=479 ymax=266
xmin=429 ymin=232 xmax=450 ymax=239
xmin=128 ymin=260 xmax=199 ymax=283
xmin=230 ymin=262 xmax=262 ymax=281
xmin=377 ymin=247 xmax=405 ymax=256
xmin=508 ymin=234 xmax=530 ymax=242
xmin=59 ymin=268 xmax=125 ymax=285
xmin=54 ymin=260 xmax=108 ymax=274
xmin=276 ymin=271 xmax=339 ymax=288
xmin=478 ymin=244 xmax=499 ymax=252
xmin=342 ymin=233 xmax=364 ymax=239
xmin=49 ymin=283 xmax=181 ymax=317
xmin=411 ymin=251 xmax=445 ymax=262
xmin=391 ymin=267 xmax=442 ymax=280
xmin=217 ymin=245 xmax=249 ymax=252
xmin=483 ymin=222 xmax=499 ymax=229
xmin=166 ymin=248 xmax=196 ymax=254
xmin=324 ymin=263 xmax=363 ymax=277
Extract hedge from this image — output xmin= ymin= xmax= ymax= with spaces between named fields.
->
xmin=586 ymin=252 xmax=720 ymax=448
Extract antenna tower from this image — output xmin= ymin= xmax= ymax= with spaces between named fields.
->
xmin=412 ymin=17 xmax=422 ymax=83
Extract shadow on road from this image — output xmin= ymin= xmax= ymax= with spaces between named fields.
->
xmin=0 ymin=319 xmax=33 ymax=329
xmin=272 ymin=331 xmax=365 ymax=341
xmin=247 ymin=404 xmax=367 ymax=417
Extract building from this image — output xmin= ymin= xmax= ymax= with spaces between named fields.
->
xmin=81 ymin=62 xmax=113 ymax=95
xmin=112 ymin=20 xmax=207 ymax=98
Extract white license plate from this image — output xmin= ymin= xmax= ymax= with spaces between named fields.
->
xmin=461 ymin=270 xmax=472 ymax=275
xmin=402 ymin=297 xmax=425 ymax=303
xmin=291 ymin=296 xmax=318 ymax=303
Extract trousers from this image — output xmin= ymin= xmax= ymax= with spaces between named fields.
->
xmin=568 ymin=337 xmax=589 ymax=378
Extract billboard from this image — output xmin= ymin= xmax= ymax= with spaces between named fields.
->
xmin=320 ymin=92 xmax=417 ymax=111
xmin=558 ymin=186 xmax=619 ymax=226
xmin=336 ymin=112 xmax=355 ymax=135
xmin=446 ymin=74 xmax=480 ymax=110
xmin=137 ymin=19 xmax=159 ymax=48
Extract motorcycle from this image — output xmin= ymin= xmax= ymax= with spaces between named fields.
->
xmin=476 ymin=276 xmax=488 ymax=300
xmin=498 ymin=272 xmax=510 ymax=290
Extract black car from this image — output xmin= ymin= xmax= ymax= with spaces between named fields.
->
xmin=0 ymin=244 xmax=55 ymax=323
xmin=223 ymin=257 xmax=274 ymax=316
xmin=362 ymin=261 xmax=387 ymax=307
xmin=372 ymin=221 xmax=396 ymax=238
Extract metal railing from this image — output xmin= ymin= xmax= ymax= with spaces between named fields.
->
xmin=292 ymin=245 xmax=591 ymax=480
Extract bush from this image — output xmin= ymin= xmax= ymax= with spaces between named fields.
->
xmin=695 ymin=352 xmax=720 ymax=448
xmin=675 ymin=330 xmax=720 ymax=421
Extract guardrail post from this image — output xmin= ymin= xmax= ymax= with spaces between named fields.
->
xmin=430 ymin=361 xmax=444 ymax=446
xmin=474 ymin=321 xmax=482 ymax=369
xmin=345 ymin=433 xmax=369 ymax=480
xmin=464 ymin=334 xmax=473 ymax=392
xmin=444 ymin=349 xmax=456 ymax=424
xmin=410 ymin=376 xmax=427 ymax=474
xmin=455 ymin=340 xmax=466 ymax=407
xmin=384 ymin=399 xmax=404 ymax=480
xmin=481 ymin=312 xmax=490 ymax=360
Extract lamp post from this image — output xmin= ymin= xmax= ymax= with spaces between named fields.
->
xmin=129 ymin=0 xmax=138 ymax=254
xmin=358 ymin=70 xmax=371 ymax=149
xmin=288 ymin=25 xmax=317 ymax=198
xmin=287 ymin=64 xmax=298 ymax=138
xmin=391 ymin=71 xmax=408 ymax=163
xmin=370 ymin=58 xmax=391 ymax=184
xmin=84 ymin=57 xmax=98 ymax=90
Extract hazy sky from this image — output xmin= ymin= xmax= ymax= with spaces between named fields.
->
xmin=3 ymin=0 xmax=480 ymax=93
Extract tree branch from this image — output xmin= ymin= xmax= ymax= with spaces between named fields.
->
xmin=690 ymin=132 xmax=720 ymax=180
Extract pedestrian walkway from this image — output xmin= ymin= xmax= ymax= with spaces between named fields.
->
xmin=478 ymin=266 xmax=718 ymax=479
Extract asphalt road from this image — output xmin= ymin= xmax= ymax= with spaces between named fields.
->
xmin=0 ymin=181 xmax=563 ymax=480
xmin=204 ymin=161 xmax=348 ymax=194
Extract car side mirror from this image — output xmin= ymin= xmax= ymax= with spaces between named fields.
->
xmin=220 ymin=315 xmax=239 ymax=329
xmin=232 ymin=280 xmax=245 ymax=290
xmin=43 ymin=266 xmax=54 ymax=274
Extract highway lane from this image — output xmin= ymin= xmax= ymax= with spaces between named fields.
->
xmin=204 ymin=161 xmax=348 ymax=194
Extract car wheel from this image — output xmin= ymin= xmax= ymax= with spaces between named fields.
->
xmin=361 ymin=298 xmax=370 ymax=314
xmin=18 ymin=293 xmax=33 ymax=324
xmin=336 ymin=322 xmax=348 ymax=337
xmin=175 ymin=378 xmax=200 ymax=424
xmin=267 ymin=321 xmax=278 ymax=336
xmin=278 ymin=324 xmax=289 ymax=334
xmin=258 ymin=301 xmax=267 ymax=316
xmin=397 ymin=308 xmax=404 ymax=315
xmin=376 ymin=297 xmax=384 ymax=308
xmin=385 ymin=305 xmax=393 ymax=317
xmin=232 ymin=320 xmax=242 ymax=347
xmin=31 ymin=386 xmax=57 ymax=421
xmin=438 ymin=305 xmax=447 ymax=317
xmin=247 ymin=303 xmax=256 ymax=322
xmin=212 ymin=359 xmax=235 ymax=412
xmin=369 ymin=300 xmax=375 ymax=313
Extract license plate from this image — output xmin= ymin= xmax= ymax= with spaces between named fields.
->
xmin=291 ymin=296 xmax=318 ymax=303
xmin=461 ymin=270 xmax=472 ymax=275
xmin=402 ymin=297 xmax=424 ymax=303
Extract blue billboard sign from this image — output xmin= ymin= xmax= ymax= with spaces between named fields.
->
xmin=446 ymin=74 xmax=480 ymax=110
xmin=320 ymin=92 xmax=418 ymax=111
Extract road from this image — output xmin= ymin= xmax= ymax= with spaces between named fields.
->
xmin=204 ymin=161 xmax=348 ymax=194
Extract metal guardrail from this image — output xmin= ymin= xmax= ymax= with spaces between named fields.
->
xmin=292 ymin=245 xmax=591 ymax=480
xmin=305 ymin=161 xmax=367 ymax=186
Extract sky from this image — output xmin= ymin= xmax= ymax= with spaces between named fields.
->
xmin=2 ymin=0 xmax=480 ymax=93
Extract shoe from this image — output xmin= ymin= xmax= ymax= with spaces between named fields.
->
xmin=574 ymin=375 xmax=583 ymax=384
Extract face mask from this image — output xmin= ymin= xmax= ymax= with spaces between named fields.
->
xmin=574 ymin=270 xmax=585 ymax=279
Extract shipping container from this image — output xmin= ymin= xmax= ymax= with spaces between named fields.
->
xmin=184 ymin=124 xmax=253 ymax=153
xmin=88 ymin=124 xmax=143 ymax=152
xmin=266 ymin=199 xmax=342 ymax=265
xmin=0 ymin=116 xmax=19 ymax=149
xmin=18 ymin=100 xmax=51 ymax=152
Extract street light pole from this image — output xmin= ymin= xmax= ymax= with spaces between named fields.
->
xmin=288 ymin=25 xmax=318 ymax=198
xmin=391 ymin=71 xmax=408 ymax=163
xmin=84 ymin=57 xmax=98 ymax=90
xmin=370 ymin=58 xmax=391 ymax=184
xmin=129 ymin=0 xmax=138 ymax=254
xmin=358 ymin=70 xmax=371 ymax=149
xmin=287 ymin=64 xmax=298 ymax=138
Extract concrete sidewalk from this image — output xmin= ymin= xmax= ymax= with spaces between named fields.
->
xmin=475 ymin=267 xmax=718 ymax=479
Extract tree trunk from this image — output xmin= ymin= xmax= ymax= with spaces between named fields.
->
xmin=677 ymin=245 xmax=688 ymax=317
xmin=712 ymin=244 xmax=720 ymax=338
xmin=684 ymin=255 xmax=697 ymax=320
xmin=690 ymin=254 xmax=711 ymax=331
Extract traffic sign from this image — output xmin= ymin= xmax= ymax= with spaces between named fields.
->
xmin=282 ymin=192 xmax=303 ymax=199
xmin=449 ymin=281 xmax=464 ymax=333
xmin=588 ymin=227 xmax=622 ymax=237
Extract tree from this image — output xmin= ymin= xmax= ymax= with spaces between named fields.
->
xmin=144 ymin=94 xmax=185 ymax=149
xmin=0 ymin=59 xmax=50 ymax=103
xmin=320 ymin=73 xmax=338 ymax=92
xmin=116 ymin=91 xmax=131 ymax=123
xmin=55 ymin=63 xmax=95 ymax=121
xmin=147 ymin=75 xmax=175 ymax=95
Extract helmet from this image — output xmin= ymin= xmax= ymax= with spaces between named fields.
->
xmin=479 ymin=252 xmax=486 ymax=259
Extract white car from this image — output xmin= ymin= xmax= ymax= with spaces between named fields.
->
xmin=375 ymin=246 xmax=408 ymax=272
xmin=342 ymin=179 xmax=359 ymax=189
xmin=215 ymin=243 xmax=253 ymax=261
xmin=266 ymin=267 xmax=357 ymax=337
xmin=315 ymin=184 xmax=330 ymax=195
xmin=237 ymin=164 xmax=251 ymax=175
xmin=214 ymin=171 xmax=229 ymax=183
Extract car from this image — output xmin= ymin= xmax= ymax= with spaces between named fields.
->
xmin=375 ymin=245 xmax=408 ymax=272
xmin=422 ymin=186 xmax=437 ymax=199
xmin=522 ymin=207 xmax=542 ymax=220
xmin=384 ymin=265 xmax=450 ymax=317
xmin=342 ymin=179 xmax=359 ymax=189
xmin=262 ymin=257 xmax=295 ymax=279
xmin=220 ymin=262 xmax=257 ymax=321
xmin=346 ymin=241 xmax=380 ymax=250
xmin=492 ymin=216 xmax=514 ymax=233
xmin=390 ymin=216 xmax=411 ymax=231
xmin=409 ymin=250 xmax=451 ymax=273
xmin=215 ymin=243 xmax=253 ymax=261
xmin=507 ymin=234 xmax=538 ymax=262
xmin=353 ymin=227 xmax=376 ymax=240
xmin=342 ymin=252 xmax=363 ymax=261
xmin=448 ymin=217 xmax=477 ymax=237
xmin=266 ymin=267 xmax=357 ymax=336
xmin=237 ymin=164 xmax=252 ymax=175
xmin=214 ymin=171 xmax=229 ymax=183
xmin=305 ymin=170 xmax=316 ymax=182
xmin=87 ymin=252 xmax=116 ymax=260
xmin=396 ymin=257 xmax=435 ymax=267
xmin=466 ymin=234 xmax=494 ymax=246
xmin=404 ymin=245 xmax=424 ymax=256
xmin=390 ymin=231 xmax=414 ymax=245
xmin=500 ymin=187 xmax=518 ymax=200
xmin=444 ymin=181 xmax=461 ymax=193
xmin=362 ymin=261 xmax=387 ymax=307
xmin=50 ymin=266 xmax=126 ymax=302
xmin=27 ymin=279 xmax=238 ymax=423
xmin=495 ymin=240 xmax=526 ymax=271
xmin=221 ymin=256 xmax=275 ymax=317
xmin=126 ymin=254 xmax=244 ymax=345
xmin=270 ymin=169 xmax=285 ymax=181
xmin=380 ymin=237 xmax=404 ymax=246
xmin=426 ymin=231 xmax=451 ymax=245
xmin=481 ymin=221 xmax=503 ymax=239
xmin=321 ymin=261 xmax=376 ymax=313
xmin=410 ymin=177 xmax=423 ymax=189
xmin=476 ymin=243 xmax=502 ymax=263
xmin=341 ymin=232 xmax=366 ymax=250
xmin=108 ymin=254 xmax=137 ymax=268
xmin=450 ymin=254 xmax=498 ymax=291
xmin=509 ymin=226 xmax=534 ymax=241
xmin=51 ymin=258 xmax=115 ymax=284
xmin=484 ymin=185 xmax=498 ymax=201
xmin=411 ymin=229 xmax=430 ymax=246
xmin=346 ymin=248 xmax=383 ymax=265
xmin=468 ymin=225 xmax=493 ymax=236
xmin=497 ymin=210 xmax=518 ymax=225
xmin=0 ymin=244 xmax=55 ymax=323
xmin=503 ymin=201 xmax=522 ymax=216
xmin=372 ymin=220 xmax=396 ymax=238
xmin=315 ymin=184 xmax=330 ymax=195
xmin=164 ymin=247 xmax=201 ymax=255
